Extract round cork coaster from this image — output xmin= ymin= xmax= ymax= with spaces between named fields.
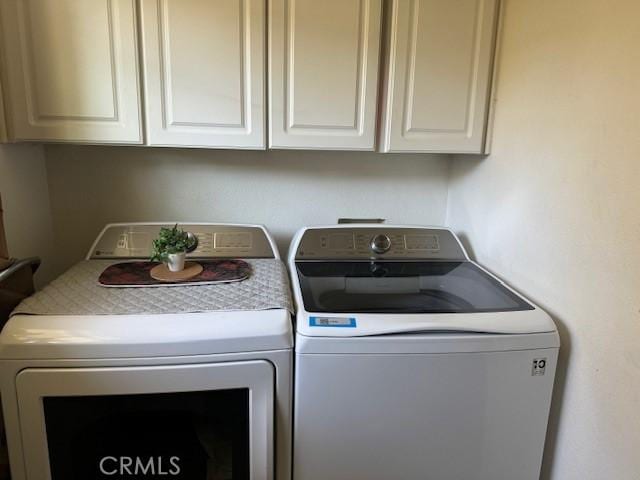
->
xmin=150 ymin=261 xmax=203 ymax=282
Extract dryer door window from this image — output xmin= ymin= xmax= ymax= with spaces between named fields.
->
xmin=43 ymin=389 xmax=249 ymax=479
xmin=16 ymin=362 xmax=274 ymax=480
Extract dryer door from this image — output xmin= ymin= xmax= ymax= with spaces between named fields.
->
xmin=16 ymin=361 xmax=274 ymax=480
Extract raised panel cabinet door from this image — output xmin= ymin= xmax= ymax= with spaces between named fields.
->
xmin=269 ymin=0 xmax=382 ymax=150
xmin=140 ymin=0 xmax=266 ymax=148
xmin=379 ymin=0 xmax=499 ymax=153
xmin=0 ymin=0 xmax=142 ymax=143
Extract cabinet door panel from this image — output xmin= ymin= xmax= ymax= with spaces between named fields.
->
xmin=141 ymin=0 xmax=265 ymax=148
xmin=380 ymin=0 xmax=498 ymax=153
xmin=269 ymin=0 xmax=382 ymax=150
xmin=0 ymin=0 xmax=142 ymax=143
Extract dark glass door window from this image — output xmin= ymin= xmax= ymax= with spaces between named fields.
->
xmin=44 ymin=389 xmax=249 ymax=480
xmin=297 ymin=261 xmax=533 ymax=313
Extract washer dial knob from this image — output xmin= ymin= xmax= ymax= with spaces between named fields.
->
xmin=370 ymin=234 xmax=391 ymax=254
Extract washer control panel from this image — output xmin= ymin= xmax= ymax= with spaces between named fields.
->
xmin=296 ymin=227 xmax=466 ymax=260
xmin=91 ymin=224 xmax=276 ymax=259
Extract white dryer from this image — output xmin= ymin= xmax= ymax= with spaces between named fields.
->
xmin=0 ymin=223 xmax=293 ymax=480
xmin=289 ymin=224 xmax=559 ymax=480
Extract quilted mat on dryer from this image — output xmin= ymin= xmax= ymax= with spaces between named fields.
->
xmin=12 ymin=259 xmax=293 ymax=316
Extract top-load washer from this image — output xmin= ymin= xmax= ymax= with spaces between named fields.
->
xmin=289 ymin=224 xmax=559 ymax=480
xmin=0 ymin=223 xmax=293 ymax=480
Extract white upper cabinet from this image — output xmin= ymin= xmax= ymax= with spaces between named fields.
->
xmin=0 ymin=0 xmax=498 ymax=152
xmin=0 ymin=0 xmax=142 ymax=144
xmin=140 ymin=0 xmax=266 ymax=149
xmin=379 ymin=0 xmax=499 ymax=153
xmin=269 ymin=0 xmax=382 ymax=150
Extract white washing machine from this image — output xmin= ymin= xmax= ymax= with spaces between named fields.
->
xmin=289 ymin=224 xmax=559 ymax=480
xmin=0 ymin=223 xmax=293 ymax=480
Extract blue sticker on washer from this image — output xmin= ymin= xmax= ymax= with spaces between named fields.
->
xmin=309 ymin=317 xmax=357 ymax=328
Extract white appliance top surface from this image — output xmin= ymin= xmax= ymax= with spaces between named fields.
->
xmin=288 ymin=225 xmax=558 ymax=340
xmin=295 ymin=329 xmax=560 ymax=354
xmin=1 ymin=223 xmax=294 ymax=359
xmin=1 ymin=309 xmax=293 ymax=359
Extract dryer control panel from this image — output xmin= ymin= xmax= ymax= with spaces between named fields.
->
xmin=295 ymin=227 xmax=466 ymax=260
xmin=90 ymin=224 xmax=276 ymax=259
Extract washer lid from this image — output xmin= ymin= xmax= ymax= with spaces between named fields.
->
xmin=296 ymin=261 xmax=533 ymax=315
xmin=0 ymin=309 xmax=293 ymax=360
xmin=293 ymin=260 xmax=557 ymax=337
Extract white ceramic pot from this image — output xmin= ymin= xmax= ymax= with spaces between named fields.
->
xmin=166 ymin=252 xmax=186 ymax=272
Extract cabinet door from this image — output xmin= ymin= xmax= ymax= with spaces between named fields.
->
xmin=140 ymin=0 xmax=266 ymax=149
xmin=379 ymin=0 xmax=499 ymax=153
xmin=0 ymin=0 xmax=142 ymax=143
xmin=269 ymin=0 xmax=382 ymax=150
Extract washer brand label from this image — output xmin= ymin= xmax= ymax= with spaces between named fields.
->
xmin=532 ymin=358 xmax=547 ymax=376
xmin=309 ymin=317 xmax=357 ymax=328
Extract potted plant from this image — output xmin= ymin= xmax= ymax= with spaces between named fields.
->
xmin=150 ymin=224 xmax=191 ymax=272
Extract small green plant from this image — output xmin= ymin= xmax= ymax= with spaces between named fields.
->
xmin=150 ymin=224 xmax=190 ymax=263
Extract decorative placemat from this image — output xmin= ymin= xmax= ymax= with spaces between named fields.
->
xmin=98 ymin=260 xmax=251 ymax=288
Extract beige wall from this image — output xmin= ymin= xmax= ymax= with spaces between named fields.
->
xmin=45 ymin=146 xmax=449 ymax=274
xmin=446 ymin=1 xmax=640 ymax=478
xmin=0 ymin=144 xmax=56 ymax=286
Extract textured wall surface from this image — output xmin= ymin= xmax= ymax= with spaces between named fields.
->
xmin=0 ymin=144 xmax=55 ymax=286
xmin=447 ymin=1 xmax=640 ymax=478
xmin=45 ymin=146 xmax=449 ymax=274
